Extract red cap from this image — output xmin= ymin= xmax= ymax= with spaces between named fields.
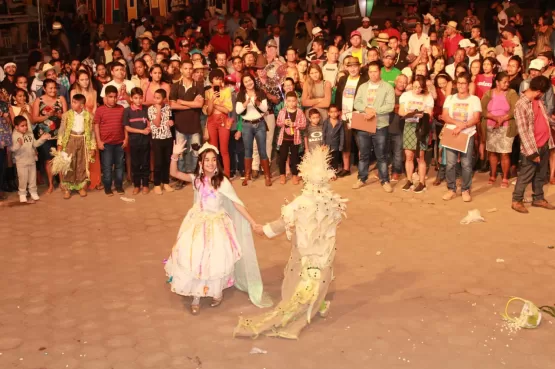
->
xmin=217 ymin=22 xmax=225 ymax=29
xmin=350 ymin=30 xmax=362 ymax=39
xmin=502 ymin=39 xmax=516 ymax=48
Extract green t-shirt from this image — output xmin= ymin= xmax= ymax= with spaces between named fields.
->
xmin=381 ymin=67 xmax=401 ymax=88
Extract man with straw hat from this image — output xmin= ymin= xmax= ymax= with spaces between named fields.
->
xmin=135 ymin=32 xmax=157 ymax=61
xmin=35 ymin=63 xmax=69 ymax=103
xmin=443 ymin=21 xmax=463 ymax=59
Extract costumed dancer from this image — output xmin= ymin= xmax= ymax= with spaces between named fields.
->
xmin=234 ymin=146 xmax=347 ymax=339
xmin=57 ymin=94 xmax=96 ymax=199
xmin=165 ymin=139 xmax=272 ymax=315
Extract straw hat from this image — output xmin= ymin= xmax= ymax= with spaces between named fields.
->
xmin=375 ymin=33 xmax=390 ymax=43
xmin=447 ymin=21 xmax=457 ymax=29
xmin=38 ymin=63 xmax=61 ymax=81
xmin=138 ymin=31 xmax=154 ymax=42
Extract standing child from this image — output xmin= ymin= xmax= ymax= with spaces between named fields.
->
xmin=57 ymin=94 xmax=96 ymax=199
xmin=276 ymin=91 xmax=306 ymax=185
xmin=322 ymin=104 xmax=344 ymax=176
xmin=124 ymin=88 xmax=151 ymax=195
xmin=94 ymin=85 xmax=128 ymax=196
xmin=11 ymin=116 xmax=50 ymax=202
xmin=304 ymin=108 xmax=324 ymax=153
xmin=149 ymin=88 xmax=174 ymax=195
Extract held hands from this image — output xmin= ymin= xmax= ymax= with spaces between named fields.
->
xmin=234 ymin=131 xmax=242 ymax=140
xmin=252 ymin=223 xmax=264 ymax=236
xmin=173 ymin=138 xmax=187 ymax=156
xmin=40 ymin=133 xmax=51 ymax=140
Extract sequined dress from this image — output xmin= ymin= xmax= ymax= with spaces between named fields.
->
xmin=165 ymin=175 xmax=242 ymax=298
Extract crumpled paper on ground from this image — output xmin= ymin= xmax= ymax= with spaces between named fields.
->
xmin=460 ymin=209 xmax=485 ymax=225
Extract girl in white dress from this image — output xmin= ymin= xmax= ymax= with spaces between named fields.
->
xmin=165 ymin=140 xmax=271 ymax=315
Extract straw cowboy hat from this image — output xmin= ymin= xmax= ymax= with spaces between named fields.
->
xmin=38 ymin=63 xmax=61 ymax=81
xmin=375 ymin=33 xmax=390 ymax=43
xmin=138 ymin=31 xmax=154 ymax=42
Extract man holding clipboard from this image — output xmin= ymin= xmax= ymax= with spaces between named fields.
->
xmin=352 ymin=61 xmax=396 ymax=193
xmin=441 ymin=73 xmax=482 ymax=202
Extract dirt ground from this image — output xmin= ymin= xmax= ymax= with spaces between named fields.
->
xmin=1 ymin=168 xmax=554 ymax=369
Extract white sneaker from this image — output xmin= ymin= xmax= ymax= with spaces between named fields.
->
xmin=19 ymin=195 xmax=27 ymax=203
xmin=30 ymin=193 xmax=40 ymax=201
xmin=352 ymin=179 xmax=366 ymax=189
xmin=382 ymin=182 xmax=393 ymax=193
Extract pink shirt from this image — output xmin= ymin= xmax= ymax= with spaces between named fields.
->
xmin=444 ymin=34 xmax=463 ymax=59
xmin=532 ymin=99 xmax=550 ymax=148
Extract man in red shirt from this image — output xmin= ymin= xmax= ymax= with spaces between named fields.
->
xmin=210 ymin=23 xmax=232 ymax=57
xmin=443 ymin=21 xmax=463 ymax=60
xmin=94 ymin=85 xmax=127 ymax=196
xmin=512 ymin=76 xmax=555 ymax=213
xmin=382 ymin=18 xmax=400 ymax=40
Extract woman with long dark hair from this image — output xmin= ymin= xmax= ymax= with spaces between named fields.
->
xmin=165 ymin=141 xmax=268 ymax=315
xmin=236 ymin=74 xmax=271 ymax=186
xmin=480 ymin=72 xmax=518 ymax=188
xmin=143 ymin=64 xmax=171 ymax=106
xmin=32 ymin=78 xmax=68 ymax=194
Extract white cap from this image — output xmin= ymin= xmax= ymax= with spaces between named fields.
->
xmin=362 ymin=17 xmax=370 ymax=23
xmin=529 ymin=58 xmax=545 ymax=71
xmin=458 ymin=39 xmax=473 ymax=48
xmin=52 ymin=22 xmax=62 ymax=30
xmin=312 ymin=27 xmax=322 ymax=35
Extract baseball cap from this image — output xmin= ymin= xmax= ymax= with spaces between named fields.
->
xmin=350 ymin=30 xmax=362 ymax=39
xmin=362 ymin=17 xmax=370 ymax=22
xmin=502 ymin=39 xmax=516 ymax=48
xmin=157 ymin=41 xmax=170 ymax=50
xmin=458 ymin=39 xmax=473 ymax=48
xmin=180 ymin=39 xmax=189 ymax=47
xmin=383 ymin=49 xmax=396 ymax=59
xmin=312 ymin=27 xmax=322 ymax=36
xmin=217 ymin=22 xmax=225 ymax=29
xmin=529 ymin=58 xmax=545 ymax=71
xmin=266 ymin=39 xmax=277 ymax=48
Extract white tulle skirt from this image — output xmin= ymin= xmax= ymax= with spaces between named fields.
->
xmin=165 ymin=205 xmax=242 ymax=298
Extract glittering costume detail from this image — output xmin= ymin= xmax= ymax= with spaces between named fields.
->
xmin=234 ymin=147 xmax=347 ymax=339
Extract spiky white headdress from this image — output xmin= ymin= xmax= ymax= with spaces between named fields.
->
xmin=297 ymin=146 xmax=335 ymax=189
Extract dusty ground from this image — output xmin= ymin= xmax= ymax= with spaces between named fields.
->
xmin=1 ymin=167 xmax=554 ymax=369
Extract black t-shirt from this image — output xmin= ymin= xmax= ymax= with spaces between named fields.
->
xmin=283 ymin=110 xmax=297 ymax=140
xmin=170 ymin=81 xmax=205 ymax=135
xmin=484 ymin=8 xmax=497 ymax=31
xmin=510 ymin=74 xmax=523 ymax=93
xmin=123 ymin=106 xmax=150 ymax=146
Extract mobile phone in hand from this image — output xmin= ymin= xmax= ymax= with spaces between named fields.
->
xmin=214 ymin=86 xmax=220 ymax=93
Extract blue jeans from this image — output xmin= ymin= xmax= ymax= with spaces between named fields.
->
xmin=242 ymin=121 xmax=268 ymax=160
xmin=389 ymin=132 xmax=403 ymax=175
xmin=445 ymin=137 xmax=475 ymax=192
xmin=356 ymin=127 xmax=389 ymax=184
xmin=100 ymin=143 xmax=124 ymax=190
xmin=175 ymin=131 xmax=200 ymax=173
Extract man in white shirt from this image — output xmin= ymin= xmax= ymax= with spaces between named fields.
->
xmin=445 ymin=48 xmax=466 ymax=79
xmin=116 ymin=31 xmax=135 ymax=74
xmin=100 ymin=64 xmax=135 ymax=109
xmin=356 ymin=17 xmax=374 ymax=44
xmin=322 ymin=45 xmax=339 ymax=87
xmin=408 ymin=22 xmax=430 ymax=58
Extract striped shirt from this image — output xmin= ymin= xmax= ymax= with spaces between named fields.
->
xmin=514 ymin=95 xmax=555 ymax=159
xmin=94 ymin=105 xmax=125 ymax=145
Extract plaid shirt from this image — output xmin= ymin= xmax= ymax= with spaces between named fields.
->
xmin=514 ymin=95 xmax=555 ymax=160
xmin=276 ymin=108 xmax=306 ymax=146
